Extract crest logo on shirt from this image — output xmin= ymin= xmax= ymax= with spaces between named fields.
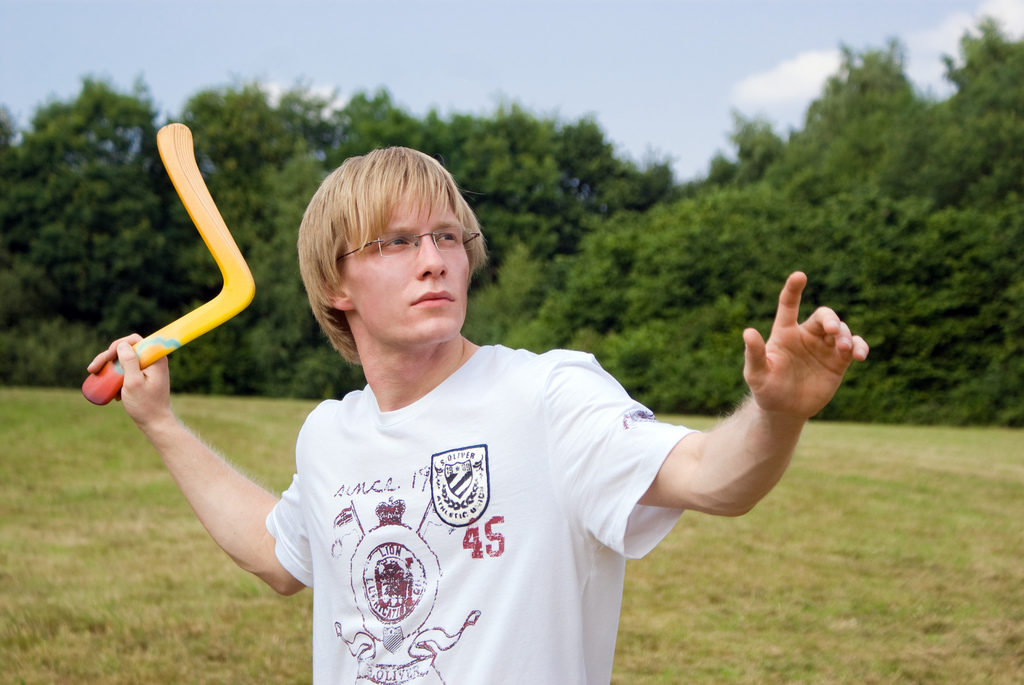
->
xmin=361 ymin=502 xmax=428 ymax=628
xmin=334 ymin=497 xmax=481 ymax=683
xmin=430 ymin=444 xmax=490 ymax=527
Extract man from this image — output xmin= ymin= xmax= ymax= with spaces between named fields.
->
xmin=88 ymin=146 xmax=868 ymax=683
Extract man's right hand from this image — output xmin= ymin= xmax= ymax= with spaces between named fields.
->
xmin=87 ymin=334 xmax=173 ymax=430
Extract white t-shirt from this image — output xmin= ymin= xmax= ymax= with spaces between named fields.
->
xmin=267 ymin=346 xmax=693 ymax=684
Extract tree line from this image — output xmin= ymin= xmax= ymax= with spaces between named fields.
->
xmin=2 ymin=20 xmax=1022 ymax=425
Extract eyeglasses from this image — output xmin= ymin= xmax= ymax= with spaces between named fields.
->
xmin=338 ymin=231 xmax=481 ymax=261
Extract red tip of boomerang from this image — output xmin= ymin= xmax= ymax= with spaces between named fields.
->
xmin=82 ymin=360 xmax=125 ymax=406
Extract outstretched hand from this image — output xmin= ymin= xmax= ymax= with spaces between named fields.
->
xmin=743 ymin=272 xmax=868 ymax=420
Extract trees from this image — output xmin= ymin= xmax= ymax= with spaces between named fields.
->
xmin=0 ymin=79 xmax=181 ymax=386
xmin=501 ymin=23 xmax=1024 ymax=424
xmin=764 ymin=41 xmax=924 ymax=203
xmin=924 ymin=19 xmax=1024 ymax=208
xmin=4 ymin=22 xmax=1024 ymax=424
xmin=705 ymin=113 xmax=786 ymax=188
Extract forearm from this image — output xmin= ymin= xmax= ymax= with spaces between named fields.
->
xmin=88 ymin=339 xmax=301 ymax=593
xmin=137 ymin=412 xmax=301 ymax=593
xmin=643 ymin=396 xmax=806 ymax=515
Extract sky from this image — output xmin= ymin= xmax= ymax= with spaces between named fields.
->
xmin=2 ymin=0 xmax=1023 ymax=181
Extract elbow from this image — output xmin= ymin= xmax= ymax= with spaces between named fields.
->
xmin=243 ymin=532 xmax=306 ymax=595
xmin=716 ymin=499 xmax=758 ymax=517
xmin=240 ymin=553 xmax=305 ymax=596
xmin=273 ymin=580 xmax=306 ymax=597
xmin=699 ymin=490 xmax=765 ymax=517
xmin=263 ymin=570 xmax=306 ymax=596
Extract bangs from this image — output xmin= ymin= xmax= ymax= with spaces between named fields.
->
xmin=341 ymin=148 xmax=479 ymax=255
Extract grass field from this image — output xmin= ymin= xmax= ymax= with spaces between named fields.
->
xmin=2 ymin=387 xmax=1022 ymax=683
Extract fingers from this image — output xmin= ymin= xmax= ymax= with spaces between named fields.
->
xmin=813 ymin=308 xmax=849 ymax=346
xmin=87 ymin=333 xmax=143 ymax=373
xmin=851 ymin=335 xmax=870 ymax=361
xmin=768 ymin=272 xmax=870 ymax=363
xmin=820 ymin=312 xmax=849 ymax=349
xmin=772 ymin=271 xmax=807 ymax=331
xmin=804 ymin=307 xmax=870 ymax=361
xmin=116 ymin=341 xmax=142 ymax=377
xmin=742 ymin=326 xmax=768 ymax=379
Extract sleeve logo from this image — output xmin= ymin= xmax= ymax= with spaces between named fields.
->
xmin=622 ymin=407 xmax=657 ymax=430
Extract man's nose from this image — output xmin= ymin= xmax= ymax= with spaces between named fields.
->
xmin=414 ymin=234 xmax=447 ymax=274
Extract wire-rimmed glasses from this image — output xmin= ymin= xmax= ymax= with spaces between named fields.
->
xmin=338 ymin=231 xmax=481 ymax=261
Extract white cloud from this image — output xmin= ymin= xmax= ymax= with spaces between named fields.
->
xmin=904 ymin=12 xmax=975 ymax=95
xmin=260 ymin=81 xmax=348 ymax=113
xmin=729 ymin=0 xmax=1024 ymax=123
xmin=730 ymin=49 xmax=842 ymax=110
xmin=906 ymin=0 xmax=1024 ymax=94
xmin=978 ymin=0 xmax=1024 ymax=33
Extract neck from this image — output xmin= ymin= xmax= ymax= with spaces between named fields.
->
xmin=361 ymin=336 xmax=478 ymax=412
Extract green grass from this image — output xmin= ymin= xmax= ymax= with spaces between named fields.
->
xmin=2 ymin=388 xmax=1022 ymax=683
xmin=0 ymin=388 xmax=314 ymax=684
xmin=615 ymin=419 xmax=1024 ymax=684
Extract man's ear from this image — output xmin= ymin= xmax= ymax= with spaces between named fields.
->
xmin=329 ymin=287 xmax=355 ymax=312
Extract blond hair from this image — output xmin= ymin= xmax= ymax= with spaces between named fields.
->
xmin=297 ymin=147 xmax=487 ymax=364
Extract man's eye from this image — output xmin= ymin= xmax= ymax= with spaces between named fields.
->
xmin=435 ymin=232 xmax=460 ymax=244
xmin=383 ymin=236 xmax=414 ymax=248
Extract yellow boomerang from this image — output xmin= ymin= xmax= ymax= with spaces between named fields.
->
xmin=82 ymin=123 xmax=256 ymax=405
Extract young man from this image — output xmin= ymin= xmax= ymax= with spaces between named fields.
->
xmin=88 ymin=147 xmax=868 ymax=684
